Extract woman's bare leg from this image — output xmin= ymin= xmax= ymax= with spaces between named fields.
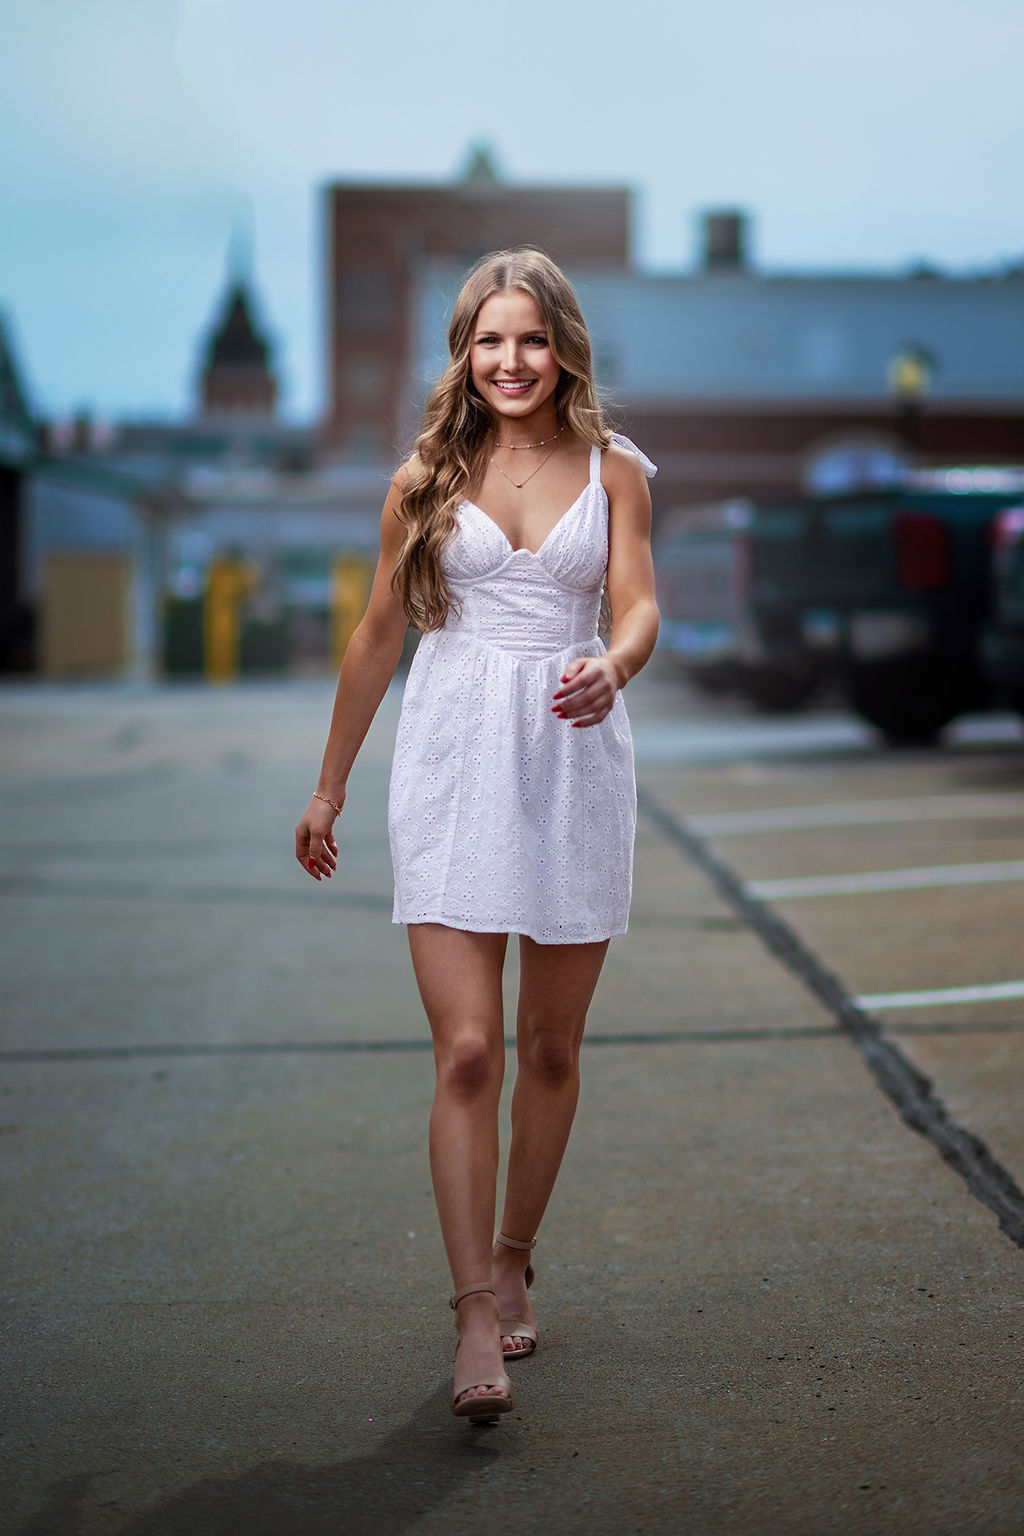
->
xmin=495 ymin=937 xmax=610 ymax=1351
xmin=407 ymin=922 xmax=510 ymax=1408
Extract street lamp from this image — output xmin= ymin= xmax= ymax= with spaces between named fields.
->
xmin=888 ymin=346 xmax=935 ymax=459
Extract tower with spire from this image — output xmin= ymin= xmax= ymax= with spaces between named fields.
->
xmin=198 ymin=226 xmax=278 ymax=420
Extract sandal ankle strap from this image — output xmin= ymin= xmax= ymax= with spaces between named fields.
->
xmin=449 ymin=1281 xmax=496 ymax=1310
xmin=495 ymin=1232 xmax=537 ymax=1252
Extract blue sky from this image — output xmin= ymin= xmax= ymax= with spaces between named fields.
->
xmin=1 ymin=0 xmax=1020 ymax=423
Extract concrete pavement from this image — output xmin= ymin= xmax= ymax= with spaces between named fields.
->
xmin=2 ymin=674 xmax=1024 ymax=1535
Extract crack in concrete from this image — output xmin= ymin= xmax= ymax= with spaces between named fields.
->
xmin=0 ymin=1024 xmax=853 ymax=1065
xmin=637 ymin=784 xmax=1024 ymax=1251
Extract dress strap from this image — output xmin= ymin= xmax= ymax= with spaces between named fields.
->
xmin=608 ymin=432 xmax=658 ymax=478
xmin=589 ymin=435 xmax=658 ymax=491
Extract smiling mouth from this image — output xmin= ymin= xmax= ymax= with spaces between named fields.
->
xmin=492 ymin=380 xmax=535 ymax=393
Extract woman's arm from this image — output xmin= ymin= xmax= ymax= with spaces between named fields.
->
xmin=552 ymin=445 xmax=659 ymax=727
xmin=295 ymin=474 xmax=412 ymax=880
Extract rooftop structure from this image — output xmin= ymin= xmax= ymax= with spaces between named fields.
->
xmin=199 ymin=279 xmax=278 ymax=421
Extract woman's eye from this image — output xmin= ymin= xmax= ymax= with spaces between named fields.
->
xmin=473 ymin=334 xmax=547 ymax=347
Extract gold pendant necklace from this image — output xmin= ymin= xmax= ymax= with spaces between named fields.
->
xmin=490 ymin=439 xmax=562 ymax=490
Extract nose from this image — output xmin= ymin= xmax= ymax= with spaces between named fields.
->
xmin=500 ymin=339 xmax=522 ymax=372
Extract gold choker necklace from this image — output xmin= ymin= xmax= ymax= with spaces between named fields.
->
xmin=493 ymin=427 xmax=563 ymax=450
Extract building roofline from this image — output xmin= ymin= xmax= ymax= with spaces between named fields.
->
xmin=31 ymin=455 xmax=193 ymax=511
xmin=617 ymin=395 xmax=1024 ymax=415
xmin=322 ymin=176 xmax=632 ymax=200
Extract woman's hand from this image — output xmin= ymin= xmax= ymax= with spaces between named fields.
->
xmin=294 ymin=796 xmax=342 ymax=882
xmin=551 ymin=655 xmax=621 ymax=728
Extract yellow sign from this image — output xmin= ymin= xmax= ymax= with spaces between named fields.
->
xmin=331 ymin=556 xmax=372 ymax=670
xmin=204 ymin=557 xmax=256 ymax=682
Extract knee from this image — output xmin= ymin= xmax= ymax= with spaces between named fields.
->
xmin=521 ymin=1024 xmax=581 ymax=1090
xmin=437 ymin=1029 xmax=501 ymax=1101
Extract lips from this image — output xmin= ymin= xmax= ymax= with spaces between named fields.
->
xmin=492 ymin=380 xmax=535 ymax=393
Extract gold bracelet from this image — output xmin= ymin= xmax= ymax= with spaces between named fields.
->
xmin=312 ymin=790 xmax=343 ymax=816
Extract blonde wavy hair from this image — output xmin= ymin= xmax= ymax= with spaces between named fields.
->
xmin=392 ymin=248 xmax=612 ymax=631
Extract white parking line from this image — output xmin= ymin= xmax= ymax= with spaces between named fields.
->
xmin=631 ymin=714 xmax=870 ymax=764
xmin=630 ymin=710 xmax=1022 ymax=766
xmin=859 ymin=980 xmax=1024 ymax=1010
xmin=747 ymin=859 xmax=1024 ymax=899
xmin=690 ymin=794 xmax=1024 ymax=837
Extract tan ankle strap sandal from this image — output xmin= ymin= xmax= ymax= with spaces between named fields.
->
xmin=495 ymin=1233 xmax=539 ymax=1359
xmin=449 ymin=1283 xmax=514 ymax=1424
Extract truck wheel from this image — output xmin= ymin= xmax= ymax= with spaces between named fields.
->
xmin=846 ymin=660 xmax=968 ymax=745
xmin=740 ymin=667 xmax=819 ymax=712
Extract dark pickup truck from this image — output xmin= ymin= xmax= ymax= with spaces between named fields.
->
xmin=982 ymin=503 xmax=1024 ymax=719
xmin=654 ymin=501 xmax=819 ymax=711
xmin=748 ymin=469 xmax=1024 ymax=742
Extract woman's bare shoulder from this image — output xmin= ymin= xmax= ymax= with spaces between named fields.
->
xmin=391 ymin=455 xmax=422 ymax=494
xmin=602 ymin=440 xmax=649 ymax=492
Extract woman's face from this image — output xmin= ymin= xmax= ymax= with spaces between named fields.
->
xmin=469 ymin=289 xmax=561 ymax=426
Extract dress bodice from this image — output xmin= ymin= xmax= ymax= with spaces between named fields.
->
xmin=439 ymin=436 xmax=656 ymax=659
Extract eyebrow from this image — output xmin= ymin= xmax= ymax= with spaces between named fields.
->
xmin=473 ymin=326 xmax=549 ymax=338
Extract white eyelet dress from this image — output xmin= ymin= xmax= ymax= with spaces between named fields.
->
xmin=388 ymin=434 xmax=657 ymax=945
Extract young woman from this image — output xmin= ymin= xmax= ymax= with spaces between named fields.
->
xmin=295 ymin=248 xmax=658 ymax=1423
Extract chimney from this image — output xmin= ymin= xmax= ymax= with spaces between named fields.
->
xmin=701 ymin=210 xmax=749 ymax=272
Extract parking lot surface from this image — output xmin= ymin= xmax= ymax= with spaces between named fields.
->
xmin=3 ymin=669 xmax=1024 ymax=1536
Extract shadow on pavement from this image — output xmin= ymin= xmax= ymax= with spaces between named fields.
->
xmin=17 ymin=1386 xmax=505 ymax=1536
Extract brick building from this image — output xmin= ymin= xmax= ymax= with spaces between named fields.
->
xmin=322 ymin=147 xmax=631 ymax=458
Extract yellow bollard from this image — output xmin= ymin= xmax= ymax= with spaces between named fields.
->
xmin=204 ymin=557 xmax=254 ymax=683
xmin=331 ymin=556 xmax=372 ymax=670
